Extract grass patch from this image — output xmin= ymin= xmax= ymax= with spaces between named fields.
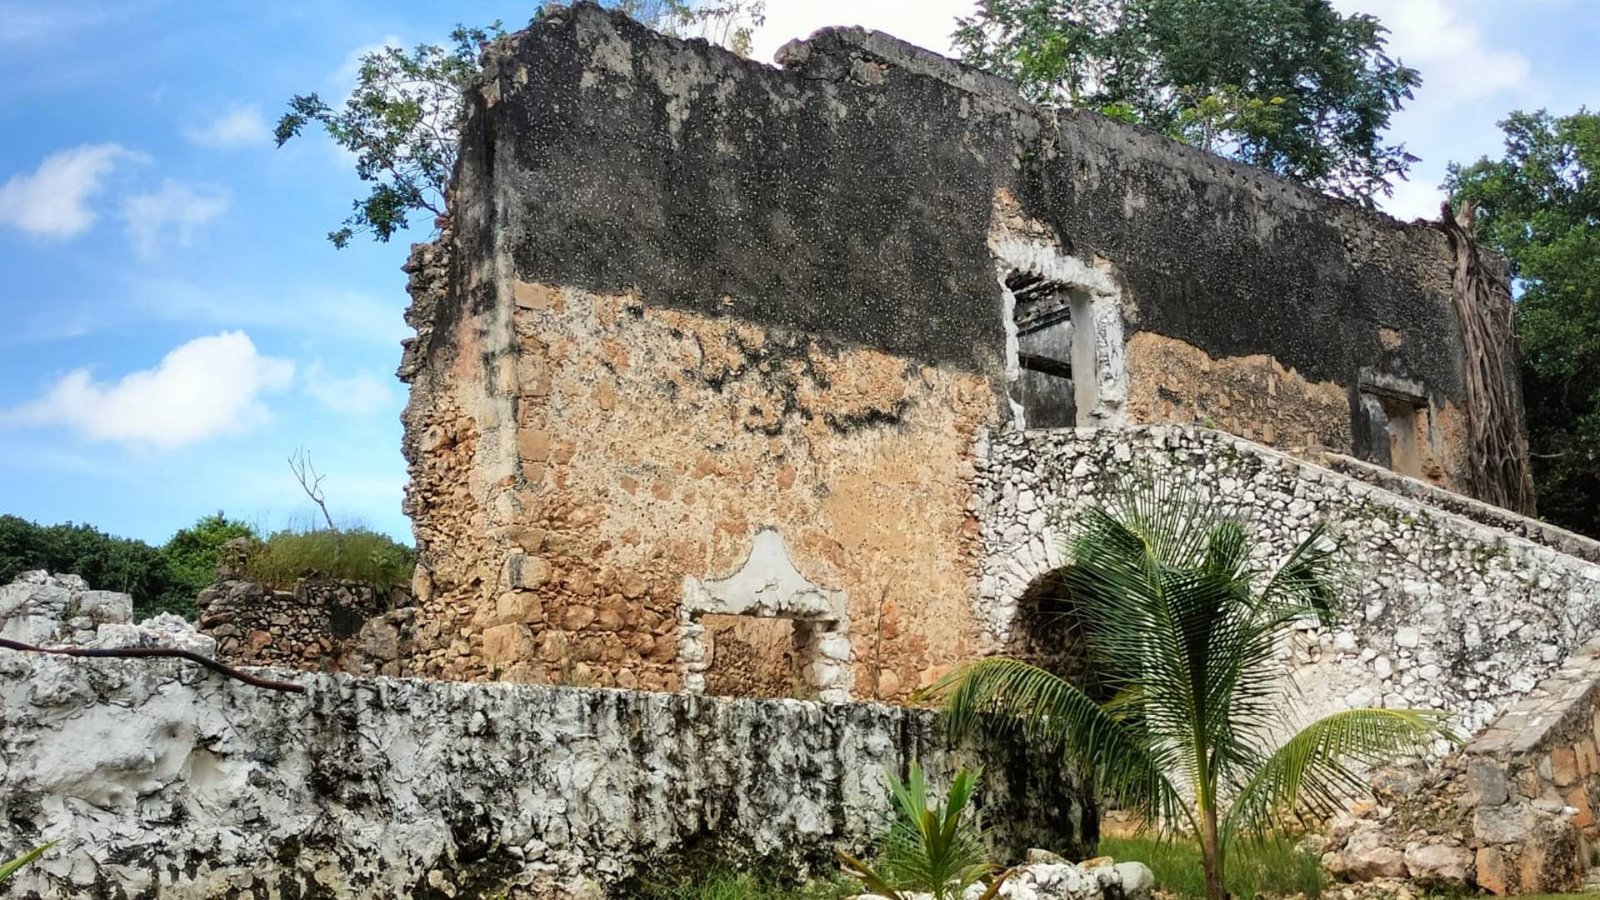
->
xmin=1099 ymin=835 xmax=1323 ymax=900
xmin=633 ymin=865 xmax=853 ymax=900
xmin=243 ymin=528 xmax=414 ymax=592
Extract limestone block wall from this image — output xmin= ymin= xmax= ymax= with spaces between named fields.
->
xmin=0 ymin=649 xmax=1093 ymax=899
xmin=977 ymin=426 xmax=1600 ymax=738
xmin=196 ymin=578 xmax=404 ymax=673
xmin=1321 ymin=636 xmax=1600 ymax=895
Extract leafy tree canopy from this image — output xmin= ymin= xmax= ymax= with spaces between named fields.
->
xmin=277 ymin=0 xmax=766 ymax=248
xmin=0 ymin=515 xmax=178 ymax=620
xmin=1448 ymin=109 xmax=1600 ymax=537
xmin=162 ymin=512 xmax=260 ymax=599
xmin=953 ymin=0 xmax=1421 ymax=202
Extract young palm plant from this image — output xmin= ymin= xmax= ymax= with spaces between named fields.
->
xmin=927 ymin=479 xmax=1454 ymax=900
xmin=837 ymin=763 xmax=1010 ymax=900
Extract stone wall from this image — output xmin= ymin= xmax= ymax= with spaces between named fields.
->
xmin=0 ymin=648 xmax=1092 ymax=899
xmin=398 ymin=3 xmax=1521 ymax=696
xmin=196 ymin=577 xmax=411 ymax=675
xmin=976 ymin=425 xmax=1600 ymax=739
xmin=1320 ymin=636 xmax=1600 ymax=895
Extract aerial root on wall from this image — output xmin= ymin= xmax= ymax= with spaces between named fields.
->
xmin=1439 ymin=202 xmax=1535 ymax=516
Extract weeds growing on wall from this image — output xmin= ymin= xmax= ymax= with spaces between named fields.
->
xmin=243 ymin=528 xmax=415 ymax=593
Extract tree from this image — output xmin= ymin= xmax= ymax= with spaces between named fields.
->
xmin=0 ymin=515 xmax=178 ymax=621
xmin=277 ymin=0 xmax=766 ymax=248
xmin=952 ymin=0 xmax=1421 ymax=203
xmin=926 ymin=481 xmax=1451 ymax=900
xmin=1446 ymin=109 xmax=1600 ymax=538
xmin=161 ymin=512 xmax=259 ymax=606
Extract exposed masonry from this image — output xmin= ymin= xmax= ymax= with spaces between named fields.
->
xmin=1320 ymin=637 xmax=1600 ymax=895
xmin=0 ymin=572 xmax=1092 ymax=900
xmin=396 ymin=3 xmax=1526 ymax=694
xmin=678 ymin=529 xmax=853 ymax=702
xmin=976 ymin=426 xmax=1600 ymax=739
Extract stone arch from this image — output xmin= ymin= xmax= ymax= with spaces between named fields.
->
xmin=678 ymin=529 xmax=852 ymax=702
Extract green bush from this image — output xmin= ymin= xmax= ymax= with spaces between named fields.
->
xmin=244 ymin=528 xmax=415 ymax=592
xmin=0 ymin=514 xmax=178 ymax=621
xmin=1099 ymin=835 xmax=1323 ymax=900
xmin=163 ymin=513 xmax=258 ymax=594
xmin=837 ymin=763 xmax=1005 ymax=900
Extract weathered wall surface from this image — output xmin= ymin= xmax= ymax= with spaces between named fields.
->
xmin=977 ymin=426 xmax=1600 ymax=739
xmin=196 ymin=578 xmax=409 ymax=674
xmin=1321 ymin=636 xmax=1600 ymax=895
xmin=398 ymin=3 xmax=1524 ymax=693
xmin=0 ymin=649 xmax=1092 ymax=900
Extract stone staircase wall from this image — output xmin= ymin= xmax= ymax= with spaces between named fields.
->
xmin=1321 ymin=637 xmax=1600 ymax=894
xmin=1316 ymin=451 xmax=1600 ymax=566
xmin=977 ymin=425 xmax=1600 ymax=740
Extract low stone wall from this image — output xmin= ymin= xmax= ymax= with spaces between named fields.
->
xmin=197 ymin=578 xmax=412 ymax=674
xmin=1320 ymin=637 xmax=1600 ymax=894
xmin=977 ymin=425 xmax=1600 ymax=739
xmin=0 ymin=650 xmax=1092 ymax=899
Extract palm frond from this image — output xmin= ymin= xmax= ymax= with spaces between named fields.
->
xmin=1223 ymin=708 xmax=1457 ymax=842
xmin=924 ymin=657 xmax=1193 ymax=832
xmin=1256 ymin=522 xmax=1342 ymax=625
xmin=835 ymin=850 xmax=909 ymax=900
xmin=881 ymin=764 xmax=994 ymax=897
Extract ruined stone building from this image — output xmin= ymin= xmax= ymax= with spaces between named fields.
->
xmin=398 ymin=3 xmax=1568 ymax=720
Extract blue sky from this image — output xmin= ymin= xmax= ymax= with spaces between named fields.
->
xmin=0 ymin=0 xmax=1595 ymax=547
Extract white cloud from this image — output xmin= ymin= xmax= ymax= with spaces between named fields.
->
xmin=302 ymin=362 xmax=396 ymax=416
xmin=3 ymin=331 xmax=295 ymax=448
xmin=334 ymin=34 xmax=404 ymax=89
xmin=184 ymin=105 xmax=272 ymax=149
xmin=749 ymin=0 xmax=969 ymax=64
xmin=0 ymin=4 xmax=106 ymax=45
xmin=121 ymin=180 xmax=230 ymax=258
xmin=0 ymin=143 xmax=136 ymax=238
xmin=1334 ymin=0 xmax=1531 ymax=105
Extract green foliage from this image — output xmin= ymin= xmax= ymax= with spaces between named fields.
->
xmin=279 ymin=1 xmax=765 ymax=248
xmin=0 ymin=842 xmax=54 ymax=884
xmin=0 ymin=514 xmax=179 ymax=621
xmin=1446 ymin=109 xmax=1600 ymax=538
xmin=952 ymin=0 xmax=1421 ymax=202
xmin=244 ymin=528 xmax=415 ymax=592
xmin=837 ymin=763 xmax=1008 ymax=900
xmin=161 ymin=512 xmax=259 ymax=612
xmin=276 ymin=23 xmax=502 ymax=248
xmin=926 ymin=478 xmax=1452 ymax=900
xmin=1099 ymin=835 xmax=1322 ymax=900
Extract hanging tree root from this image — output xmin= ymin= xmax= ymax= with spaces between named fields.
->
xmin=0 ymin=637 xmax=308 ymax=693
xmin=1439 ymin=202 xmax=1536 ymax=516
